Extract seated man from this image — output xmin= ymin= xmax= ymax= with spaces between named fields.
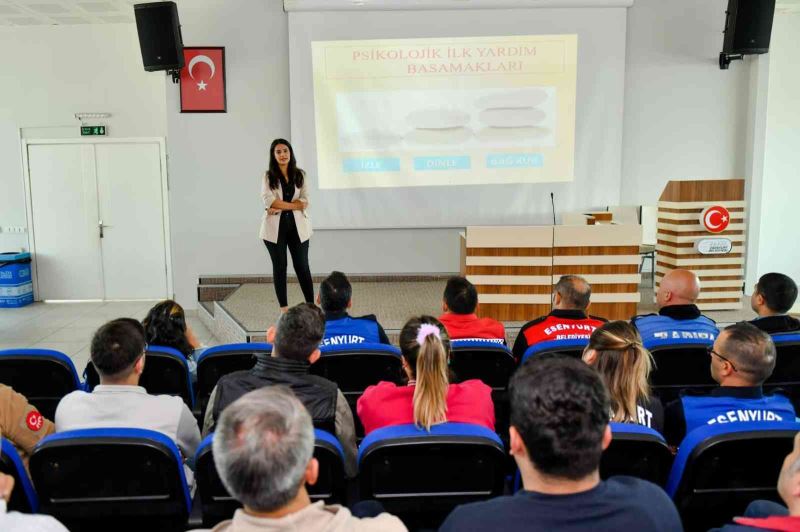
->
xmin=439 ymin=356 xmax=681 ymax=532
xmin=632 ymin=268 xmax=719 ymax=348
xmin=0 ymin=384 xmax=54 ymax=465
xmin=317 ymin=271 xmax=390 ymax=346
xmin=512 ymin=275 xmax=606 ymax=360
xmin=437 ymin=276 xmax=505 ymax=343
xmin=203 ymin=303 xmax=357 ymax=477
xmin=750 ymin=273 xmax=800 ymax=334
xmin=664 ymin=322 xmax=795 ymax=447
xmin=190 ymin=387 xmax=405 ymax=532
xmin=712 ymin=432 xmax=800 ymax=531
xmin=55 ymin=318 xmax=200 ymax=480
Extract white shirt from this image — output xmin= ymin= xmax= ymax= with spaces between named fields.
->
xmin=0 ymin=500 xmax=68 ymax=532
xmin=55 ymin=385 xmax=201 ymax=483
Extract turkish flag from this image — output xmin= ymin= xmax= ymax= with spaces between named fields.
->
xmin=180 ymin=47 xmax=226 ymax=112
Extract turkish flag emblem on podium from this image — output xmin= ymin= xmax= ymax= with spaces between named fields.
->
xmin=180 ymin=47 xmax=226 ymax=113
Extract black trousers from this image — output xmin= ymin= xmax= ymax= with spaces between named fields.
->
xmin=263 ymin=214 xmax=314 ymax=307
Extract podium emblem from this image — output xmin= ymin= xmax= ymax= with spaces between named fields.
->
xmin=700 ymin=205 xmax=731 ymax=233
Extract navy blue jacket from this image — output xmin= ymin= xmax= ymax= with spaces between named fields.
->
xmin=322 ymin=310 xmax=390 ymax=346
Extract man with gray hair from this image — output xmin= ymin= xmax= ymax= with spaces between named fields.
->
xmin=512 ymin=275 xmax=607 ymax=360
xmin=203 ymin=303 xmax=357 ymax=476
xmin=190 ymin=387 xmax=406 ymax=532
xmin=664 ymin=322 xmax=796 ymax=447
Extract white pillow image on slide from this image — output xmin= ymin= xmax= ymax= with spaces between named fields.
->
xmin=340 ymin=130 xmax=403 ymax=151
xmin=476 ymin=126 xmax=551 ymax=143
xmin=479 ymin=107 xmax=547 ymax=128
xmin=406 ymin=108 xmax=470 ymax=130
xmin=405 ymin=127 xmax=473 ymax=145
xmin=475 ymin=89 xmax=549 ymax=110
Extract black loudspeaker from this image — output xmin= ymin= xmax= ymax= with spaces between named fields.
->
xmin=722 ymin=0 xmax=776 ymax=55
xmin=134 ymin=2 xmax=184 ymax=72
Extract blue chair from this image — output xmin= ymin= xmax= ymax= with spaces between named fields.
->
xmin=29 ymin=428 xmax=191 ymax=531
xmin=648 ymin=339 xmax=716 ymax=404
xmin=310 ymin=343 xmax=404 ymax=437
xmin=195 ymin=343 xmax=270 ymax=419
xmin=521 ymin=338 xmax=590 ymax=363
xmin=84 ymin=345 xmax=194 ymax=409
xmin=600 ymin=423 xmax=673 ymax=487
xmin=765 ymin=333 xmax=800 ymax=410
xmin=0 ymin=349 xmax=80 ymax=420
xmin=450 ymin=340 xmax=515 ymax=390
xmin=450 ymin=340 xmax=516 ymax=445
xmin=358 ymin=423 xmax=506 ymax=528
xmin=0 ymin=438 xmax=38 ymax=513
xmin=666 ymin=421 xmax=800 ymax=531
xmin=194 ymin=429 xmax=346 ymax=526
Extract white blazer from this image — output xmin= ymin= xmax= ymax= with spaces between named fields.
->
xmin=258 ymin=172 xmax=313 ymax=243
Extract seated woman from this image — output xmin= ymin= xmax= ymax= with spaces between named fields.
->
xmin=582 ymin=320 xmax=664 ymax=432
xmin=357 ymin=315 xmax=494 ymax=435
xmin=142 ymin=300 xmax=205 ymax=377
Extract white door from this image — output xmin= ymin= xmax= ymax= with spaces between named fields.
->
xmin=26 ymin=140 xmax=171 ymax=301
xmin=95 ymin=143 xmax=168 ymax=299
xmin=28 ymin=144 xmax=105 ymax=300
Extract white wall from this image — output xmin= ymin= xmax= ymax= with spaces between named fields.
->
xmin=752 ymin=12 xmax=800 ymax=313
xmin=1 ymin=1 xmax=768 ymax=310
xmin=620 ymin=0 xmax=750 ymax=205
xmin=0 ymin=24 xmax=166 ymax=253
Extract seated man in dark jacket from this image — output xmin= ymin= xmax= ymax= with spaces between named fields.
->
xmin=750 ymin=273 xmax=800 ymax=335
xmin=632 ymin=268 xmax=719 ymax=348
xmin=439 ymin=356 xmax=682 ymax=532
xmin=317 ymin=271 xmax=391 ymax=346
xmin=664 ymin=322 xmax=795 ymax=447
xmin=202 ymin=303 xmax=357 ymax=476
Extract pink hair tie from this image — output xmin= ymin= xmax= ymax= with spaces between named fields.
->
xmin=416 ymin=323 xmax=441 ymax=345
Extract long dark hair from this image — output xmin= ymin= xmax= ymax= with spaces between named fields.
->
xmin=142 ymin=300 xmax=194 ymax=358
xmin=267 ymin=138 xmax=304 ymax=191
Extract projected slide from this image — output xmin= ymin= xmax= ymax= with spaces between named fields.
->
xmin=312 ymin=35 xmax=577 ymax=190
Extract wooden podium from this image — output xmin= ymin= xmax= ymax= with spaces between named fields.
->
xmin=656 ymin=179 xmax=746 ymax=310
xmin=460 ymin=224 xmax=642 ymax=321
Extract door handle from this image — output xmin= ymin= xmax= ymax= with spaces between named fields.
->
xmin=99 ymin=220 xmax=104 ymax=239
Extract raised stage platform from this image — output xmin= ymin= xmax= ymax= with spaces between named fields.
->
xmin=197 ymin=274 xmax=755 ymax=346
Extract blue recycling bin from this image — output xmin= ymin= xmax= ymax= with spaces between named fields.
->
xmin=0 ymin=252 xmax=34 ymax=308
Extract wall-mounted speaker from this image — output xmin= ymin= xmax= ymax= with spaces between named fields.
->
xmin=134 ymin=2 xmax=184 ymax=72
xmin=722 ymin=0 xmax=776 ymax=55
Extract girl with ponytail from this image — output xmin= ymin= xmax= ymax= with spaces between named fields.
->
xmin=357 ymin=316 xmax=494 ymax=434
xmin=582 ymin=320 xmax=663 ymax=432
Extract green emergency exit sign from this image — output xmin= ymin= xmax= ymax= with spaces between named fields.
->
xmin=81 ymin=126 xmax=106 ymax=136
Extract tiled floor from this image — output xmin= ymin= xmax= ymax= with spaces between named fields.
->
xmin=0 ymin=301 xmax=218 ymax=373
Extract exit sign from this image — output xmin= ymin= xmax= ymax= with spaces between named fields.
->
xmin=81 ymin=126 xmax=106 ymax=136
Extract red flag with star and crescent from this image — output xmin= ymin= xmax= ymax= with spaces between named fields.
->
xmin=180 ymin=47 xmax=226 ymax=112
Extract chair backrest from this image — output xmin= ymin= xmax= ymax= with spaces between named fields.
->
xmin=84 ymin=345 xmax=194 ymax=408
xmin=310 ymin=343 xmax=404 ymax=395
xmin=0 ymin=349 xmax=80 ymax=420
xmin=765 ymin=333 xmax=800 ymax=409
xmin=600 ymin=423 xmax=673 ymax=487
xmin=358 ymin=423 xmax=506 ymax=527
xmin=640 ymin=205 xmax=658 ymax=246
xmin=666 ymin=421 xmax=800 ymax=531
xmin=521 ymin=338 xmax=589 ymax=363
xmin=649 ymin=343 xmax=716 ymax=404
xmin=450 ymin=340 xmax=515 ymax=390
xmin=30 ymin=428 xmax=191 ymax=531
xmin=195 ymin=343 xmax=269 ymax=418
xmin=0 ymin=438 xmax=38 ymax=513
xmin=194 ymin=429 xmax=346 ymax=526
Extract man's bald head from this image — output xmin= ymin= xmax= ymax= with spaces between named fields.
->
xmin=553 ymin=275 xmax=592 ymax=310
xmin=656 ymin=269 xmax=701 ymax=309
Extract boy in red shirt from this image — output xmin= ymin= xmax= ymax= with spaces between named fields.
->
xmin=512 ymin=275 xmax=607 ymax=361
xmin=438 ymin=276 xmax=506 ymax=344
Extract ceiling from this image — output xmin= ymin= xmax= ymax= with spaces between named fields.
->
xmin=0 ymin=0 xmax=797 ymax=26
xmin=0 ymin=0 xmax=139 ymax=25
